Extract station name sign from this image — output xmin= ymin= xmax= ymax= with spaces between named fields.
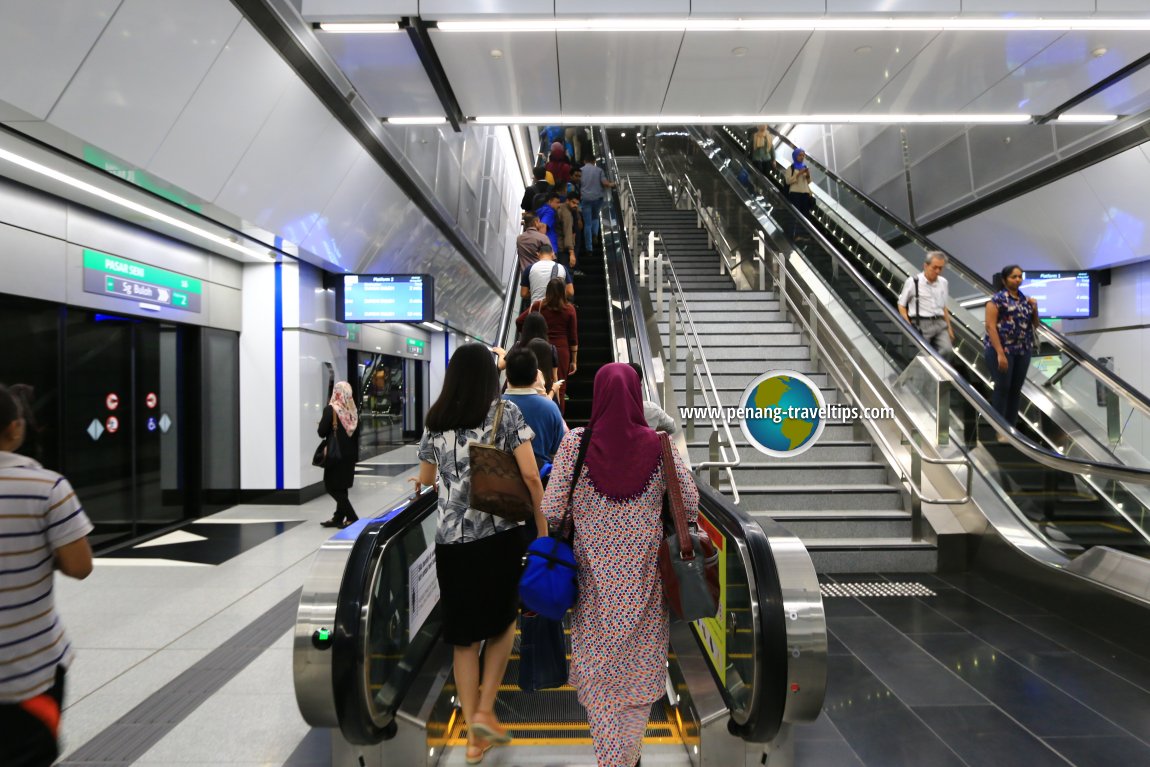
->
xmin=82 ymin=249 xmax=203 ymax=313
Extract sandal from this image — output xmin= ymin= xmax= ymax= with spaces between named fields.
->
xmin=470 ymin=713 xmax=511 ymax=745
xmin=465 ymin=736 xmax=493 ymax=765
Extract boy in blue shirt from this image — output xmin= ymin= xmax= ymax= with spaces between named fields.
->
xmin=502 ymin=348 xmax=566 ymax=469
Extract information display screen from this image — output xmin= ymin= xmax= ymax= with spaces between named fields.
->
xmin=339 ymin=274 xmax=434 ymax=323
xmin=1019 ymin=270 xmax=1098 ymax=319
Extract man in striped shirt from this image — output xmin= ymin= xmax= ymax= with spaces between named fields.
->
xmin=0 ymin=384 xmax=93 ymax=766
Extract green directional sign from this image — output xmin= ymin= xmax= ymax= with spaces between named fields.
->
xmin=406 ymin=338 xmax=425 ymax=356
xmin=82 ymin=249 xmax=203 ymax=313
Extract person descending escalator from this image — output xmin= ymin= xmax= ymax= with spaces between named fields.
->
xmin=784 ymin=147 xmax=815 ymax=240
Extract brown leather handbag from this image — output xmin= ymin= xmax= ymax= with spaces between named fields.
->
xmin=469 ymin=400 xmax=535 ymax=522
xmin=657 ymin=432 xmax=720 ymax=622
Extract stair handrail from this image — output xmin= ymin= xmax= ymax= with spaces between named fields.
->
xmin=696 ymin=128 xmax=1150 ymax=481
xmin=641 ymin=231 xmax=744 ymax=500
xmin=760 ymin=125 xmax=1150 ymax=427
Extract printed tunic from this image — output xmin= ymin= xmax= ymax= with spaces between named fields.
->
xmin=418 ymin=400 xmax=534 ymax=545
xmin=984 ymin=289 xmax=1036 ymax=355
xmin=541 ymin=428 xmax=699 ymax=709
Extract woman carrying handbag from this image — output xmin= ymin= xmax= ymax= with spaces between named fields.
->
xmin=540 ymin=364 xmax=699 ymax=767
xmin=413 ymin=343 xmax=548 ymax=765
xmin=318 ymin=381 xmax=361 ymax=528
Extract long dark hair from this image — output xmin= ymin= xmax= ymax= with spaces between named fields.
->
xmin=424 ymin=343 xmax=500 ymax=432
xmin=0 ymin=384 xmax=19 ymax=433
xmin=526 ymin=338 xmax=555 ymax=392
xmin=542 ymin=278 xmax=568 ymax=312
xmin=518 ymin=312 xmax=549 ymax=345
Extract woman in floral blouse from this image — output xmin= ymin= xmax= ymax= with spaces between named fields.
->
xmin=984 ymin=264 xmax=1039 ymax=429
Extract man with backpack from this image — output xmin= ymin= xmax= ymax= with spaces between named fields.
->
xmin=520 ymin=245 xmax=574 ymax=302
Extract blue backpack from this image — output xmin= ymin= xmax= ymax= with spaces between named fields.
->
xmin=519 ymin=430 xmax=591 ymax=620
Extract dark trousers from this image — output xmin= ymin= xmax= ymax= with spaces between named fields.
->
xmin=985 ymin=348 xmax=1031 ymax=426
xmin=786 ymin=191 xmax=815 ymax=237
xmin=0 ymin=666 xmax=66 ymax=767
xmin=329 ymin=487 xmax=358 ymax=523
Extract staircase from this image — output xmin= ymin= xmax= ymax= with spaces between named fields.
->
xmin=618 ymin=157 xmax=936 ymax=573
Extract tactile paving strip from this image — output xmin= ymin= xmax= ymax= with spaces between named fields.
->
xmin=819 ymin=582 xmax=937 ymax=598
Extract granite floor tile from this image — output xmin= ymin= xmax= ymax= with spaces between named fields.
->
xmin=830 ymin=617 xmax=985 ymax=707
xmin=920 ymin=591 xmax=1070 ymax=657
xmin=863 ymin=596 xmax=967 ymax=635
xmin=794 ymin=738 xmax=866 ymax=767
xmin=822 ymin=655 xmax=967 ymax=767
xmin=913 ymin=705 xmax=1072 ymax=767
xmin=913 ymin=633 xmax=1124 ymax=738
xmin=1042 ymin=735 xmax=1150 ymax=767
xmin=1024 ymin=614 xmax=1150 ymax=694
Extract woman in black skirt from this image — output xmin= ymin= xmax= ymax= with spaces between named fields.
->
xmin=413 ymin=344 xmax=547 ymax=764
xmin=318 ymin=381 xmax=361 ymax=528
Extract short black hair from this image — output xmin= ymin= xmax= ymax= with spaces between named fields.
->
xmin=537 ymin=243 xmax=554 ymax=254
xmin=0 ymin=385 xmax=19 ymax=433
xmin=505 ymin=348 xmax=539 ymax=387
xmin=566 ymin=192 xmax=580 ymax=202
xmin=547 ymin=191 xmax=561 ymax=202
xmin=533 ymin=166 xmax=547 ymax=181
xmin=627 ymin=362 xmax=644 ymax=381
xmin=424 ymin=343 xmax=500 ymax=432
xmin=522 ymin=213 xmax=538 ymax=230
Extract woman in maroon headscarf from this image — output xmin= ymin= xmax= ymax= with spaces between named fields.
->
xmin=545 ymin=143 xmax=572 ymax=195
xmin=540 ymin=364 xmax=698 ymax=767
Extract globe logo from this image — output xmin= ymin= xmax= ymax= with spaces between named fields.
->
xmin=739 ymin=370 xmax=826 ymax=457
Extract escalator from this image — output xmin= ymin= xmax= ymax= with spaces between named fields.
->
xmin=635 ymin=126 xmax=1150 ymax=580
xmin=292 ymin=181 xmax=827 ymax=765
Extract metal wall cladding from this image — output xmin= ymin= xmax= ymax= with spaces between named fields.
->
xmin=908 ymin=134 xmax=974 ymax=221
xmin=968 ymin=124 xmax=1056 ymax=193
xmin=857 ymin=126 xmax=905 ymax=196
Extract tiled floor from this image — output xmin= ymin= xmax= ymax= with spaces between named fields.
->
xmin=50 ymin=452 xmax=1150 ymax=766
xmin=796 ymin=572 xmax=1150 ymax=767
xmin=55 ymin=446 xmax=424 ymax=766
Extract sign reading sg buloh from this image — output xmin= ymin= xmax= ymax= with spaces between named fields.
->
xmin=82 ymin=249 xmax=203 ymax=313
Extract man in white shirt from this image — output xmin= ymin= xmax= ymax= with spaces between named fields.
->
xmin=520 ymin=245 xmax=574 ymax=303
xmin=898 ymin=251 xmax=955 ymax=358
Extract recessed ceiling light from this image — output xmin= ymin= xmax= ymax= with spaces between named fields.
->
xmin=316 ymin=22 xmax=402 ymax=34
xmin=855 ymin=45 xmax=873 ymax=54
xmin=732 ymin=46 xmax=748 ymax=57
xmin=490 ymin=49 xmax=503 ymax=59
xmin=1092 ymin=46 xmax=1108 ymax=58
xmin=1056 ymin=113 xmax=1118 ymax=123
xmin=386 ymin=116 xmax=448 ymax=125
xmin=434 ymin=18 xmax=1150 ymax=32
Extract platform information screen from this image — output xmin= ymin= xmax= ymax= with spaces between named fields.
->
xmin=1019 ymin=270 xmax=1097 ymax=319
xmin=339 ymin=274 xmax=434 ymax=323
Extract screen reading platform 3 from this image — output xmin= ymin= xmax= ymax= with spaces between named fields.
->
xmin=1019 ymin=271 xmax=1098 ymax=319
xmin=340 ymin=274 xmax=434 ymax=323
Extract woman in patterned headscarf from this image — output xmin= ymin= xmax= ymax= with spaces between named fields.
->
xmin=318 ymin=381 xmax=360 ymax=528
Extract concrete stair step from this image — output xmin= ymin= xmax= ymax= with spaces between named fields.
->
xmin=800 ymin=538 xmax=938 ymax=573
xmin=676 ymin=290 xmax=772 ymax=302
xmin=657 ymin=310 xmax=783 ymax=323
xmin=666 ymin=341 xmax=805 ymax=358
xmin=688 ymin=441 xmax=874 ymax=463
xmin=737 ymin=484 xmax=902 ymax=511
xmin=684 ymin=300 xmax=782 ymax=312
xmin=688 ymin=422 xmax=859 ymax=444
xmin=672 ymin=359 xmax=815 ymax=375
xmin=754 ymin=510 xmax=912 ymax=539
xmin=724 ymin=461 xmax=889 ymax=484
xmin=669 ymin=372 xmax=831 ymax=390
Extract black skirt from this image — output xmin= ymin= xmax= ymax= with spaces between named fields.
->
xmin=436 ymin=526 xmax=531 ymax=646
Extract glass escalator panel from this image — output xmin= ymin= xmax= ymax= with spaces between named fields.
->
xmin=667 ymin=126 xmax=1150 ymax=558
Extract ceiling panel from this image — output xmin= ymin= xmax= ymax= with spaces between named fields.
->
xmin=0 ymin=0 xmax=119 ymax=120
xmin=868 ymin=30 xmax=1062 ymax=114
xmin=764 ymin=31 xmax=939 ymax=113
xmin=966 ymin=31 xmax=1150 ymax=114
xmin=431 ymin=30 xmax=560 ymax=116
xmin=49 ymin=0 xmax=242 ymax=169
xmin=315 ymin=31 xmax=442 ymax=117
xmin=555 ymin=0 xmax=688 ymax=13
xmin=556 ymin=31 xmax=683 ymax=114
xmin=662 ymin=31 xmax=809 ymax=114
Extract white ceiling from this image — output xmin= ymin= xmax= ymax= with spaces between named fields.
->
xmin=300 ymin=3 xmax=1150 ymax=121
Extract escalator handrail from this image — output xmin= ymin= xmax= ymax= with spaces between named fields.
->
xmin=496 ymin=255 xmax=522 ymax=349
xmin=694 ymin=126 xmax=1150 ymax=488
xmin=330 ymin=489 xmax=440 ymax=744
xmin=762 ymin=126 xmax=1150 ymax=423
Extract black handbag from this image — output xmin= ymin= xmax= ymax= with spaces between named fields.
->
xmin=312 ymin=410 xmax=342 ymax=467
xmin=517 ymin=612 xmax=568 ymax=692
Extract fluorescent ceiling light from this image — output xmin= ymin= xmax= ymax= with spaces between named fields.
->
xmin=1055 ymin=114 xmax=1119 ymax=123
xmin=422 ymin=321 xmax=444 ymax=331
xmin=317 ymin=22 xmax=402 ymax=33
xmin=0 ymin=146 xmax=276 ymax=262
xmin=473 ymin=114 xmax=1032 ymax=125
xmin=386 ymin=116 xmax=448 ymax=125
xmin=435 ymin=17 xmax=1150 ymax=33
